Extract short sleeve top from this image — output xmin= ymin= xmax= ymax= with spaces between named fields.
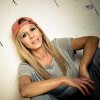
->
xmin=18 ymin=38 xmax=80 ymax=98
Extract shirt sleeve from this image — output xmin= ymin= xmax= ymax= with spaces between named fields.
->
xmin=52 ymin=37 xmax=74 ymax=58
xmin=18 ymin=62 xmax=33 ymax=79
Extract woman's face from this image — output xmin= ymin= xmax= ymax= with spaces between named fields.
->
xmin=18 ymin=23 xmax=43 ymax=51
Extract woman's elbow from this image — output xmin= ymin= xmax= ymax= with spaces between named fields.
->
xmin=19 ymin=85 xmax=37 ymax=98
xmin=20 ymin=88 xmax=27 ymax=97
xmin=91 ymin=36 xmax=99 ymax=41
xmin=89 ymin=36 xmax=100 ymax=44
xmin=19 ymin=86 xmax=31 ymax=98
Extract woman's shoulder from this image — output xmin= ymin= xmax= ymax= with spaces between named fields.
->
xmin=18 ymin=61 xmax=35 ymax=78
xmin=52 ymin=37 xmax=72 ymax=49
xmin=52 ymin=37 xmax=72 ymax=45
xmin=19 ymin=61 xmax=29 ymax=67
xmin=19 ymin=61 xmax=29 ymax=66
xmin=52 ymin=37 xmax=74 ymax=58
xmin=18 ymin=61 xmax=32 ymax=71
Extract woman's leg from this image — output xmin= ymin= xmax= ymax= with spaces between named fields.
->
xmin=30 ymin=94 xmax=58 ymax=100
xmin=88 ymin=47 xmax=100 ymax=100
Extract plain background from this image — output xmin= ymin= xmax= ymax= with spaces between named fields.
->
xmin=0 ymin=0 xmax=100 ymax=100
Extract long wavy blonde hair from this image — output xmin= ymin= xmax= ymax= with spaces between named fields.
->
xmin=14 ymin=22 xmax=68 ymax=80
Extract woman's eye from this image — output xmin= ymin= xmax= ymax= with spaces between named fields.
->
xmin=21 ymin=33 xmax=28 ymax=38
xmin=30 ymin=28 xmax=35 ymax=31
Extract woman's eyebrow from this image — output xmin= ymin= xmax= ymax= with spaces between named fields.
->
xmin=30 ymin=24 xmax=36 ymax=28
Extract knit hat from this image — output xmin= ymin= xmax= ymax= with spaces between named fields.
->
xmin=12 ymin=17 xmax=37 ymax=39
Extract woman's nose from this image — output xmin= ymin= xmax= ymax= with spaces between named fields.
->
xmin=29 ymin=33 xmax=34 ymax=39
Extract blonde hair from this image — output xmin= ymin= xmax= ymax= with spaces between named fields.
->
xmin=15 ymin=24 xmax=68 ymax=79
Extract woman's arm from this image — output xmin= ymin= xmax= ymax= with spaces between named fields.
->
xmin=19 ymin=75 xmax=94 ymax=98
xmin=19 ymin=76 xmax=64 ymax=97
xmin=71 ymin=36 xmax=99 ymax=78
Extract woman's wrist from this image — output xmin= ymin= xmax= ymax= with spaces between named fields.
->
xmin=60 ymin=77 xmax=67 ymax=85
xmin=79 ymin=63 xmax=87 ymax=71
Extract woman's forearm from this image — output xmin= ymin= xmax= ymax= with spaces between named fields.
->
xmin=20 ymin=76 xmax=95 ymax=98
xmin=79 ymin=36 xmax=99 ymax=70
xmin=20 ymin=77 xmax=65 ymax=97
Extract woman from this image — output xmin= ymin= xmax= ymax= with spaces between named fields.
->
xmin=12 ymin=17 xmax=100 ymax=100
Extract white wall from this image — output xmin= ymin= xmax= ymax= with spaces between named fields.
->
xmin=0 ymin=0 xmax=100 ymax=100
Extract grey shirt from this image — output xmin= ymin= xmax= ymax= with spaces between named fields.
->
xmin=18 ymin=38 xmax=80 ymax=99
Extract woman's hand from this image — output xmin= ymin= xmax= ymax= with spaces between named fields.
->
xmin=63 ymin=77 xmax=95 ymax=96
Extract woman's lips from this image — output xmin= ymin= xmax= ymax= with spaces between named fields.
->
xmin=32 ymin=38 xmax=40 ymax=45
